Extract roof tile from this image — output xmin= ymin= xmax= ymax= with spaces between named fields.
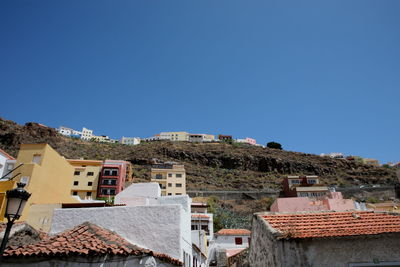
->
xmin=262 ymin=211 xmax=400 ymax=239
xmin=217 ymin=229 xmax=251 ymax=236
xmin=4 ymin=222 xmax=183 ymax=266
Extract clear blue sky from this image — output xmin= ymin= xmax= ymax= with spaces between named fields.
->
xmin=1 ymin=0 xmax=399 ymax=163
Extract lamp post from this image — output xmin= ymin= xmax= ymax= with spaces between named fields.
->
xmin=0 ymin=183 xmax=31 ymax=259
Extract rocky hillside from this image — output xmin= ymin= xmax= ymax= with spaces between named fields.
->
xmin=0 ymin=117 xmax=397 ymax=190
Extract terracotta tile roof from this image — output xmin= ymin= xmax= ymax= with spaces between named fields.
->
xmin=4 ymin=222 xmax=182 ymax=266
xmin=262 ymin=211 xmax=400 ymax=239
xmin=0 ymin=148 xmax=15 ymax=160
xmin=216 ymin=229 xmax=251 ymax=236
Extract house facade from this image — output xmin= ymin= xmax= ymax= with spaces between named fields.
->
xmin=249 ymin=211 xmax=400 ymax=267
xmin=283 ymin=176 xmax=329 ymax=197
xmin=151 ymin=163 xmax=186 ymax=196
xmin=160 ymin=132 xmax=190 ymax=141
xmin=0 ymin=148 xmax=16 ymax=180
xmin=0 ymin=144 xmax=79 ymax=225
xmin=270 ymin=192 xmax=358 ymax=213
xmin=189 ymin=134 xmax=215 ymax=142
xmin=97 ymin=160 xmax=132 ymax=198
xmin=120 ymin=136 xmax=141 ymax=145
xmin=68 ymin=159 xmax=103 ymax=200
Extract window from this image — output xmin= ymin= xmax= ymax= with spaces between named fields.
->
xmin=102 ymin=179 xmax=117 ymax=185
xmin=235 ymin=237 xmax=243 ymax=245
xmin=32 ymin=154 xmax=42 ymax=164
xmin=74 ymin=171 xmax=80 ymax=176
xmin=72 ymin=191 xmax=78 ymax=195
xmin=100 ymin=188 xmax=116 ymax=195
xmin=176 ymin=174 xmax=182 ymax=178
xmin=86 ymin=192 xmax=92 ymax=197
xmin=88 ymin=182 xmax=93 ymax=186
xmin=168 ymin=193 xmax=172 ymax=195
xmin=290 ymin=179 xmax=300 ymax=184
xmin=176 ymin=193 xmax=182 ymax=195
xmin=168 ymin=173 xmax=172 ymax=177
xmin=73 ymin=181 xmax=79 ymax=186
xmin=176 ymin=183 xmax=182 ymax=187
xmin=155 ymin=174 xmax=163 ymax=179
xmin=168 ymin=183 xmax=172 ymax=187
xmin=111 ymin=170 xmax=118 ymax=176
xmin=104 ymin=170 xmax=111 ymax=176
xmin=308 ymin=179 xmax=317 ymax=184
xmin=87 ymin=172 xmax=94 ymax=176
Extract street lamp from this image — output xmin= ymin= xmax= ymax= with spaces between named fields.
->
xmin=0 ymin=182 xmax=31 ymax=259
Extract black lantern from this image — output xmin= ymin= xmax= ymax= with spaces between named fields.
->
xmin=0 ymin=182 xmax=31 ymax=260
xmin=4 ymin=183 xmax=31 ymax=220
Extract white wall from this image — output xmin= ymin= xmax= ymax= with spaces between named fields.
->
xmin=115 ymin=183 xmax=161 ymax=205
xmin=214 ymin=235 xmax=250 ymax=249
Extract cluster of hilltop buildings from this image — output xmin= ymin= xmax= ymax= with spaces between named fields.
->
xmin=320 ymin=152 xmax=400 ymax=167
xmin=57 ymin=126 xmax=259 ymax=146
xmin=1 ymin=144 xmax=400 ymax=266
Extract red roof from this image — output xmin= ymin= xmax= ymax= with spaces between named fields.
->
xmin=262 ymin=211 xmax=400 ymax=239
xmin=217 ymin=229 xmax=251 ymax=236
xmin=4 ymin=222 xmax=182 ymax=266
xmin=0 ymin=148 xmax=15 ymax=160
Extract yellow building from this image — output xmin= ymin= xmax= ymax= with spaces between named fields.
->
xmin=159 ymin=132 xmax=189 ymax=141
xmin=362 ymin=158 xmax=380 ymax=166
xmin=67 ymin=159 xmax=103 ymax=200
xmin=151 ymin=163 xmax=186 ymax=196
xmin=0 ymin=144 xmax=79 ymax=228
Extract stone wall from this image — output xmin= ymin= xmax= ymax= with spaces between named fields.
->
xmin=248 ymin=213 xmax=400 ymax=267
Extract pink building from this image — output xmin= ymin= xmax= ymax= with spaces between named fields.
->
xmin=270 ymin=192 xmax=357 ymax=213
xmin=245 ymin=138 xmax=256 ymax=145
xmin=97 ymin=160 xmax=131 ymax=198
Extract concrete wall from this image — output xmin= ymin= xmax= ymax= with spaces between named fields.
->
xmin=249 ymin=214 xmax=400 ymax=267
xmin=3 ymin=255 xmax=178 ymax=266
xmin=26 ymin=203 xmax=61 ymax=232
xmin=50 ymin=205 xmax=187 ymax=261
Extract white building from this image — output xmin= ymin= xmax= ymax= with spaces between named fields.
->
xmin=320 ymin=152 xmax=345 ymax=159
xmin=189 ymin=134 xmax=215 ymax=143
xmin=57 ymin=126 xmax=93 ymax=140
xmin=57 ymin=126 xmax=74 ymax=136
xmin=51 ymin=183 xmax=193 ymax=266
xmin=121 ymin=136 xmax=141 ymax=145
xmin=209 ymin=229 xmax=251 ymax=266
xmin=81 ymin=127 xmax=93 ymax=140
xmin=192 ymin=230 xmax=208 ymax=267
xmin=0 ymin=148 xmax=16 ymax=180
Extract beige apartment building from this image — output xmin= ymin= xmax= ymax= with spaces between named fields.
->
xmin=159 ymin=132 xmax=189 ymax=141
xmin=151 ymin=163 xmax=186 ymax=196
xmin=67 ymin=159 xmax=103 ymax=199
